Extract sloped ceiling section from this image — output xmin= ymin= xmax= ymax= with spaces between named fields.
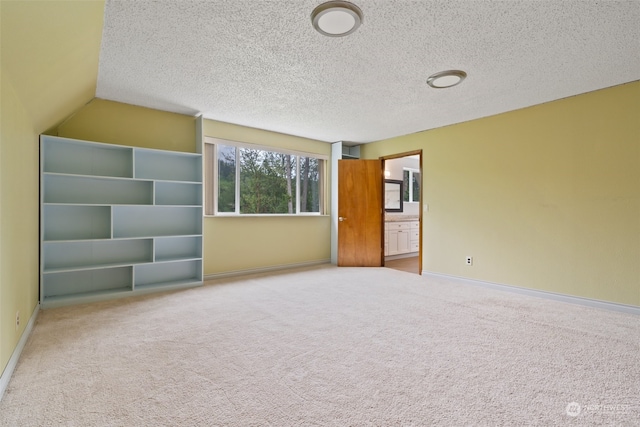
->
xmin=1 ymin=1 xmax=105 ymax=134
xmin=96 ymin=0 xmax=640 ymax=143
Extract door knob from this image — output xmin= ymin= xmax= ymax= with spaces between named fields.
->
xmin=339 ymin=216 xmax=347 ymax=222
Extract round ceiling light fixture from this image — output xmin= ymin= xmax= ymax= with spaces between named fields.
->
xmin=311 ymin=1 xmax=363 ymax=37
xmin=426 ymin=70 xmax=467 ymax=88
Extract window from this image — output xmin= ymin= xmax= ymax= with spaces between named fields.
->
xmin=205 ymin=139 xmax=326 ymax=215
xmin=403 ymin=168 xmax=420 ymax=203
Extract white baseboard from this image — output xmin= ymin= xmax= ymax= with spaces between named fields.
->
xmin=0 ymin=304 xmax=39 ymax=402
xmin=204 ymin=259 xmax=331 ymax=280
xmin=423 ymin=272 xmax=640 ymax=316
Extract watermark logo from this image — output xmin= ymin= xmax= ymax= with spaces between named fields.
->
xmin=584 ymin=404 xmax=631 ymax=414
xmin=566 ymin=401 xmax=632 ymax=417
xmin=566 ymin=402 xmax=581 ymax=417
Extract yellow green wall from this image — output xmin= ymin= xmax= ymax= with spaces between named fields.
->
xmin=0 ymin=63 xmax=40 ymax=380
xmin=362 ymin=82 xmax=640 ymax=306
xmin=57 ymin=99 xmax=196 ymax=152
xmin=1 ymin=1 xmax=104 ymax=134
xmin=0 ymin=0 xmax=104 ymax=381
xmin=202 ymin=119 xmax=331 ymax=275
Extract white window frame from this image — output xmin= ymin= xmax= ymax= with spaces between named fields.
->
xmin=204 ymin=137 xmax=327 ymax=216
xmin=403 ymin=167 xmax=420 ymax=203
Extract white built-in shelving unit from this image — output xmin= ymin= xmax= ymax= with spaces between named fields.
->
xmin=40 ymin=135 xmax=203 ymax=308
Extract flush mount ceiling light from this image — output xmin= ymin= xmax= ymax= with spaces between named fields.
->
xmin=426 ymin=70 xmax=467 ymax=89
xmin=311 ymin=1 xmax=363 ymax=37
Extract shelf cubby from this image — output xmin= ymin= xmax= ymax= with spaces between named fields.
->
xmin=43 ymin=239 xmax=153 ymax=272
xmin=134 ymin=260 xmax=202 ymax=289
xmin=154 ymin=236 xmax=202 ymax=262
xmin=42 ymin=266 xmax=133 ymax=299
xmin=112 ymin=206 xmax=202 ymax=238
xmin=155 ymin=181 xmax=202 ymax=206
xmin=42 ymin=137 xmax=133 ymax=178
xmin=134 ymin=149 xmax=202 ymax=182
xmin=43 ymin=174 xmax=153 ymax=205
xmin=43 ymin=205 xmax=111 ymax=241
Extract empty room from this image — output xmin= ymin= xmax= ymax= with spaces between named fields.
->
xmin=1 ymin=1 xmax=638 ymax=425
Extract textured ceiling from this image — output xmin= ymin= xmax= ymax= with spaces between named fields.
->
xmin=96 ymin=0 xmax=640 ymax=143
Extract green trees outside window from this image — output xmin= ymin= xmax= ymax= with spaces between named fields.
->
xmin=403 ymin=168 xmax=420 ymax=203
xmin=216 ymin=143 xmax=323 ymax=214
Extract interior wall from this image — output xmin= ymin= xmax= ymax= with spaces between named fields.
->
xmin=0 ymin=70 xmax=40 ymax=378
xmin=202 ymin=119 xmax=331 ymax=276
xmin=1 ymin=0 xmax=104 ymax=134
xmin=362 ymin=82 xmax=640 ymax=307
xmin=57 ymin=99 xmax=196 ymax=152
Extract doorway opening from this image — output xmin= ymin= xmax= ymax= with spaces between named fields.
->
xmin=381 ymin=151 xmax=423 ymax=275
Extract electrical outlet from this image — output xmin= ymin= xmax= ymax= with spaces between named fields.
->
xmin=15 ymin=311 xmax=20 ymax=329
xmin=466 ymin=256 xmax=473 ymax=266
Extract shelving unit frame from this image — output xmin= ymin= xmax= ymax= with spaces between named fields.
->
xmin=40 ymin=135 xmax=204 ymax=308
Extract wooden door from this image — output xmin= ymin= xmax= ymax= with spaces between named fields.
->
xmin=338 ymin=159 xmax=383 ymax=266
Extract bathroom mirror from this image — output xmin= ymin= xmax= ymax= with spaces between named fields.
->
xmin=384 ymin=179 xmax=403 ymax=212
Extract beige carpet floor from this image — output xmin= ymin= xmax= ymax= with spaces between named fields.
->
xmin=1 ymin=265 xmax=638 ymax=426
